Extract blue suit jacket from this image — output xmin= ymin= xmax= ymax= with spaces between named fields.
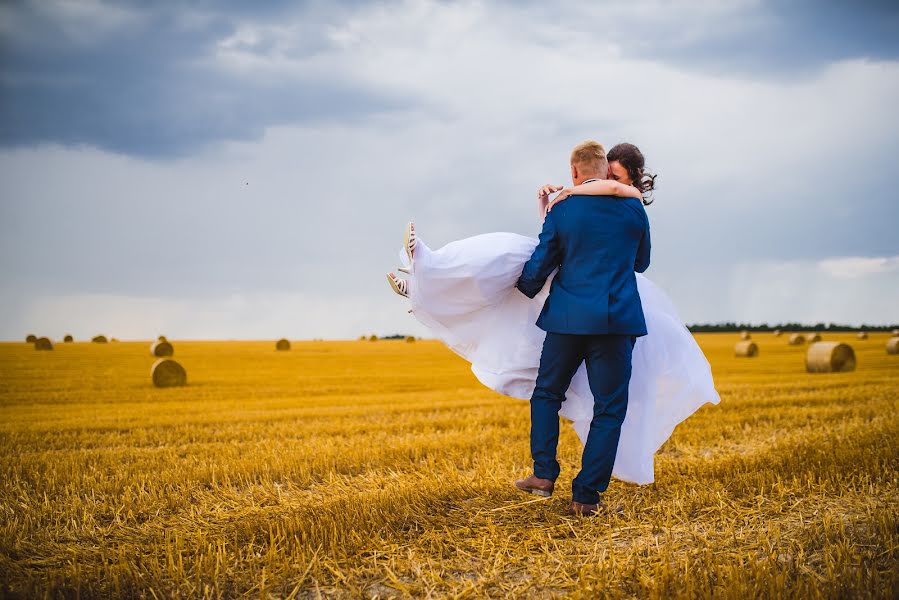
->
xmin=516 ymin=194 xmax=651 ymax=336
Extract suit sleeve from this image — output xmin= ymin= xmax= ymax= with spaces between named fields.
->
xmin=516 ymin=212 xmax=562 ymax=298
xmin=634 ymin=210 xmax=651 ymax=273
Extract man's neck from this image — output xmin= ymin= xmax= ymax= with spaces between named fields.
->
xmin=574 ymin=175 xmax=603 ymax=185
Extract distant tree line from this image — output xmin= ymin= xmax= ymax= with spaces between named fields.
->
xmin=687 ymin=322 xmax=898 ymax=333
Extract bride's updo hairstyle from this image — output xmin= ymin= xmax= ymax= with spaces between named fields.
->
xmin=607 ymin=143 xmax=657 ymax=206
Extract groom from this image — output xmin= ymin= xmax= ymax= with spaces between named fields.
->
xmin=514 ymin=140 xmax=651 ymax=516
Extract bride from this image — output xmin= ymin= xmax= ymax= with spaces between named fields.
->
xmin=385 ymin=143 xmax=719 ymax=485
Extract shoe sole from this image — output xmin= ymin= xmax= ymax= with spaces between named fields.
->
xmin=515 ymin=486 xmax=552 ymax=498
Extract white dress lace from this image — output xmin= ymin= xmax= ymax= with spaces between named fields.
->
xmin=399 ymin=231 xmax=720 ymax=485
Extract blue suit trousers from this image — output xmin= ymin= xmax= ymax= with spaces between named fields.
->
xmin=530 ymin=332 xmax=635 ymax=505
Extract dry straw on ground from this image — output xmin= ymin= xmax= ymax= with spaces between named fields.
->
xmin=150 ymin=341 xmax=174 ymax=357
xmin=733 ymin=340 xmax=758 ymax=357
xmin=276 ymin=338 xmax=291 ymax=351
xmin=150 ymin=358 xmax=187 ymax=387
xmin=33 ymin=337 xmax=53 ymax=351
xmin=806 ymin=341 xmax=856 ymax=373
xmin=887 ymin=337 xmax=899 ymax=355
xmin=0 ymin=335 xmax=896 ymax=597
xmin=788 ymin=333 xmax=806 ymax=345
xmin=63 ymin=335 xmax=73 ymax=343
xmin=91 ymin=335 xmax=108 ymax=344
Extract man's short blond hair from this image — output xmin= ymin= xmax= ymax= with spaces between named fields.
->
xmin=570 ymin=140 xmax=608 ymax=175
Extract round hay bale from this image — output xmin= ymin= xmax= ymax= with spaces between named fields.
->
xmin=276 ymin=338 xmax=291 ymax=351
xmin=405 ymin=335 xmax=416 ymax=343
xmin=92 ymin=335 xmax=108 ymax=344
xmin=151 ymin=341 xmax=174 ymax=357
xmin=806 ymin=333 xmax=821 ymax=343
xmin=806 ymin=342 xmax=856 ymax=373
xmin=773 ymin=329 xmax=782 ymax=337
xmin=369 ymin=335 xmax=378 ymax=342
xmin=34 ymin=337 xmax=53 ymax=351
xmin=151 ymin=359 xmax=187 ymax=388
xmin=158 ymin=335 xmax=168 ymax=343
xmin=63 ymin=334 xmax=74 ymax=342
xmin=734 ymin=340 xmax=758 ymax=357
xmin=856 ymin=331 xmax=867 ymax=340
xmin=887 ymin=337 xmax=899 ymax=355
xmin=740 ymin=330 xmax=751 ymax=340
xmin=26 ymin=334 xmax=37 ymax=343
xmin=358 ymin=335 xmax=366 ymax=341
xmin=892 ymin=329 xmax=899 ymax=337
xmin=788 ymin=333 xmax=806 ymax=346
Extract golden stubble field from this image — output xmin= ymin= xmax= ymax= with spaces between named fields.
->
xmin=0 ymin=333 xmax=897 ymax=599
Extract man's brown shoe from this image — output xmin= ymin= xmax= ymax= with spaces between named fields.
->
xmin=568 ymin=500 xmax=621 ymax=517
xmin=513 ymin=475 xmax=555 ymax=497
xmin=569 ymin=501 xmax=604 ymax=516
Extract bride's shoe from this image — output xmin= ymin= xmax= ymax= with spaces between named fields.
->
xmin=397 ymin=221 xmax=416 ymax=274
xmin=386 ymin=272 xmax=409 ymax=298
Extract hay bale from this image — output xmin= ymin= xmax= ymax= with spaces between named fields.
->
xmin=158 ymin=335 xmax=168 ymax=343
xmin=63 ymin=335 xmax=74 ymax=342
xmin=34 ymin=337 xmax=53 ymax=351
xmin=788 ymin=333 xmax=806 ymax=346
xmin=773 ymin=329 xmax=782 ymax=337
xmin=151 ymin=341 xmax=174 ymax=357
xmin=276 ymin=338 xmax=291 ymax=351
xmin=806 ymin=333 xmax=821 ymax=343
xmin=369 ymin=335 xmax=378 ymax=342
xmin=856 ymin=331 xmax=867 ymax=340
xmin=740 ymin=330 xmax=751 ymax=340
xmin=893 ymin=329 xmax=899 ymax=337
xmin=806 ymin=342 xmax=856 ymax=373
xmin=92 ymin=335 xmax=108 ymax=344
xmin=26 ymin=334 xmax=37 ymax=343
xmin=887 ymin=337 xmax=899 ymax=355
xmin=151 ymin=359 xmax=187 ymax=387
xmin=734 ymin=340 xmax=758 ymax=357
xmin=405 ymin=335 xmax=416 ymax=343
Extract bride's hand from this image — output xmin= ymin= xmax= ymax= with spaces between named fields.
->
xmin=546 ymin=188 xmax=573 ymax=212
xmin=538 ymin=184 xmax=563 ymax=202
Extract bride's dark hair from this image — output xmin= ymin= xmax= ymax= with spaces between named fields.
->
xmin=607 ymin=143 xmax=656 ymax=206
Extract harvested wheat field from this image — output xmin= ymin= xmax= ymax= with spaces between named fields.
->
xmin=1 ymin=333 xmax=897 ymax=598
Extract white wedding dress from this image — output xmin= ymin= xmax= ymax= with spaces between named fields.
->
xmin=399 ymin=231 xmax=720 ymax=485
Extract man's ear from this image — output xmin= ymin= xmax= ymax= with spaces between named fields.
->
xmin=570 ymin=163 xmax=577 ymax=182
xmin=607 ymin=164 xmax=612 ymax=178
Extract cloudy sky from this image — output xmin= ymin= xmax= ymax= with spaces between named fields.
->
xmin=1 ymin=0 xmax=898 ymax=340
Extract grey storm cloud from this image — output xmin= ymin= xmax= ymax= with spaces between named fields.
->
xmin=0 ymin=1 xmax=404 ymax=157
xmin=1 ymin=0 xmax=898 ymax=158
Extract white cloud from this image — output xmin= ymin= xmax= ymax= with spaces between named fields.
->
xmin=817 ymin=256 xmax=899 ymax=279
